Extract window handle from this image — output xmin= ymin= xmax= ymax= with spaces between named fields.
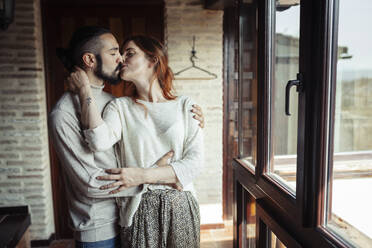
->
xmin=285 ymin=73 xmax=303 ymax=116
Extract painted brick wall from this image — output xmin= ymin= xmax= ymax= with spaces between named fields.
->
xmin=0 ymin=0 xmax=54 ymax=240
xmin=165 ymin=0 xmax=224 ymax=207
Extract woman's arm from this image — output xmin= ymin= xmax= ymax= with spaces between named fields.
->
xmin=67 ymin=67 xmax=103 ymax=129
xmin=67 ymin=68 xmax=121 ymax=151
xmin=168 ymin=98 xmax=204 ymax=188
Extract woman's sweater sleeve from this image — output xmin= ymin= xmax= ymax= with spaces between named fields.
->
xmin=83 ymin=100 xmax=123 ymax=152
xmin=169 ymin=97 xmax=204 ymax=188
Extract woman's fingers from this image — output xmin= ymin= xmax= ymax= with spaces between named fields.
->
xmin=193 ymin=114 xmax=205 ymax=128
xmin=105 ymin=168 xmax=122 ymax=174
xmin=109 ymin=186 xmax=127 ymax=194
xmin=99 ymin=181 xmax=122 ymax=190
xmin=191 ymin=104 xmax=205 ymax=128
xmin=191 ymin=104 xmax=203 ymax=117
xmin=96 ymin=174 xmax=121 ymax=180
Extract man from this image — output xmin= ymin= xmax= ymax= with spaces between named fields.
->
xmin=49 ymin=26 xmax=204 ymax=247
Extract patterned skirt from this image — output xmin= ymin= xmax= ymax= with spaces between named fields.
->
xmin=121 ymin=189 xmax=200 ymax=248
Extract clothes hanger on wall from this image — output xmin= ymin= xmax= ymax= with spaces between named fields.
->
xmin=174 ymin=36 xmax=217 ymax=80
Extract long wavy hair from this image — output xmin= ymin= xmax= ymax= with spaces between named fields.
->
xmin=121 ymin=35 xmax=177 ymax=102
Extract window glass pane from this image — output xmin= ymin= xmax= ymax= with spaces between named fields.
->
xmin=246 ymin=194 xmax=256 ymax=247
xmin=269 ymin=230 xmax=287 ymax=248
xmin=239 ymin=2 xmax=258 ymax=167
xmin=269 ymin=0 xmax=300 ymax=192
xmin=325 ymin=0 xmax=372 ymax=246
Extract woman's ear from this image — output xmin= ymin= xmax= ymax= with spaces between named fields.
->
xmin=151 ymin=56 xmax=159 ymax=66
xmin=82 ymin=53 xmax=96 ymax=69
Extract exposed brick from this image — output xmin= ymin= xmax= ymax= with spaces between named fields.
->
xmin=0 ymin=167 xmax=22 ymax=174
xmin=0 ymin=182 xmax=22 ymax=187
xmin=0 ymin=125 xmax=15 ymax=131
xmin=14 ymin=6 xmax=34 ymax=12
xmin=8 ymin=174 xmax=43 ymax=179
xmin=0 ymin=66 xmax=15 ymax=72
xmin=0 ymin=140 xmax=18 ymax=145
xmin=24 ymin=167 xmax=45 ymax=172
xmin=18 ymin=81 xmax=38 ymax=87
xmin=19 ymin=146 xmax=42 ymax=151
xmin=0 ymin=112 xmax=16 ymax=117
xmin=0 ymin=153 xmax=19 ymax=159
xmin=25 ymin=195 xmax=46 ymax=200
xmin=24 ymin=126 xmax=41 ymax=131
xmin=19 ymin=67 xmax=43 ymax=72
xmin=8 ymin=188 xmax=38 ymax=194
xmin=0 ymin=195 xmax=24 ymax=202
xmin=6 ymin=160 xmax=28 ymax=166
xmin=0 ymin=58 xmax=37 ymax=64
xmin=23 ymin=153 xmax=42 ymax=159
xmin=23 ymin=112 xmax=40 ymax=117
xmin=15 ymin=22 xmax=36 ymax=27
xmin=1 ymin=104 xmax=40 ymax=110
xmin=0 ymin=52 xmax=14 ymax=57
xmin=16 ymin=36 xmax=35 ymax=42
xmin=15 ymin=12 xmax=35 ymax=19
xmin=17 ymin=51 xmax=37 ymax=57
xmin=0 ymin=44 xmax=36 ymax=50
xmin=0 ymin=96 xmax=16 ymax=103
xmin=30 ymin=203 xmax=45 ymax=208
xmin=21 ymin=137 xmax=42 ymax=143
xmin=0 ymin=74 xmax=38 ymax=79
xmin=24 ymin=181 xmax=44 ymax=186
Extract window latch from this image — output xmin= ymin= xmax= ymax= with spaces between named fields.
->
xmin=285 ymin=73 xmax=303 ymax=116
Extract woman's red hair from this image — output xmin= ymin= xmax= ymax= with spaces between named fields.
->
xmin=121 ymin=35 xmax=177 ymax=102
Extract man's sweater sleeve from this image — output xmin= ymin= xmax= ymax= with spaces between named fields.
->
xmin=169 ymin=97 xmax=204 ymax=188
xmin=49 ymin=109 xmax=140 ymax=198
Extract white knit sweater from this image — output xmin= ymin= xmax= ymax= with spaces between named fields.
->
xmin=84 ymin=95 xmax=204 ymax=227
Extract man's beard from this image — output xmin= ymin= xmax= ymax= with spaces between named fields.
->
xmin=94 ymin=54 xmax=122 ymax=85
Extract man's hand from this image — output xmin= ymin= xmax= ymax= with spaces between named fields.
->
xmin=96 ymin=167 xmax=146 ymax=194
xmin=191 ymin=104 xmax=205 ymax=128
xmin=66 ymin=66 xmax=90 ymax=93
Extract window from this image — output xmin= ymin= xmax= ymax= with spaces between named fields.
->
xmin=324 ymin=0 xmax=372 ymax=246
xmin=232 ymin=0 xmax=372 ymax=247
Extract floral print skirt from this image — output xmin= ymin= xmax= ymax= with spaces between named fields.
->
xmin=121 ymin=189 xmax=200 ymax=248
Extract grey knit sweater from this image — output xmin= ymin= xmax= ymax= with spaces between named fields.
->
xmin=49 ymin=85 xmax=140 ymax=242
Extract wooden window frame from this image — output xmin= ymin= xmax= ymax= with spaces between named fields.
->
xmin=233 ymin=0 xmax=358 ymax=247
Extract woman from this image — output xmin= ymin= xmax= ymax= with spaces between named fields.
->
xmin=69 ymin=35 xmax=204 ymax=247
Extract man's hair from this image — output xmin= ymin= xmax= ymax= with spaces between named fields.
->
xmin=56 ymin=26 xmax=111 ymax=72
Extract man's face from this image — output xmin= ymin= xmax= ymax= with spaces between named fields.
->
xmin=94 ymin=33 xmax=123 ymax=85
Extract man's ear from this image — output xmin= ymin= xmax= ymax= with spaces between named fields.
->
xmin=82 ymin=53 xmax=96 ymax=69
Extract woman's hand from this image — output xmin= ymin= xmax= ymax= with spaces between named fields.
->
xmin=66 ymin=67 xmax=90 ymax=93
xmin=96 ymin=167 xmax=146 ymax=194
xmin=96 ymin=151 xmax=182 ymax=194
xmin=191 ymin=104 xmax=205 ymax=128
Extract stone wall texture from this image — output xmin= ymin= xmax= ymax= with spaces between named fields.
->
xmin=0 ymin=0 xmax=55 ymax=240
xmin=165 ymin=0 xmax=224 ymax=207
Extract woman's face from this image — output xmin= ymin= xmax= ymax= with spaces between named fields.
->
xmin=120 ymin=41 xmax=154 ymax=82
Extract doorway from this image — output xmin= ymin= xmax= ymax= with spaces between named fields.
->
xmin=41 ymin=0 xmax=164 ymax=238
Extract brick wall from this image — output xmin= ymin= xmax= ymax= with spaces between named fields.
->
xmin=165 ymin=0 xmax=224 ymax=208
xmin=0 ymin=0 xmax=55 ymax=240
